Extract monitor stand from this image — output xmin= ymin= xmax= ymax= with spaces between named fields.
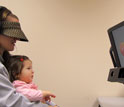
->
xmin=108 ymin=47 xmax=124 ymax=83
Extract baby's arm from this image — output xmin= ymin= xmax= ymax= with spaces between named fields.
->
xmin=16 ymin=87 xmax=43 ymax=101
xmin=16 ymin=86 xmax=56 ymax=102
xmin=13 ymin=81 xmax=57 ymax=105
xmin=17 ymin=88 xmax=58 ymax=106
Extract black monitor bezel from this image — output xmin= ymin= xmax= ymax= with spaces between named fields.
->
xmin=108 ymin=21 xmax=124 ymax=67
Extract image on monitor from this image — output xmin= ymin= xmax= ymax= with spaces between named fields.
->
xmin=108 ymin=21 xmax=124 ymax=67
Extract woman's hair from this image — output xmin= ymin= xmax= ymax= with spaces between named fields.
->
xmin=0 ymin=6 xmax=18 ymax=21
xmin=5 ymin=55 xmax=29 ymax=82
xmin=0 ymin=7 xmax=19 ymax=66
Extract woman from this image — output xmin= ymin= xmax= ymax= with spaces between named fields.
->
xmin=0 ymin=6 xmax=53 ymax=107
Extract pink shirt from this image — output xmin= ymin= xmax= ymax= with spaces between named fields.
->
xmin=12 ymin=80 xmax=43 ymax=102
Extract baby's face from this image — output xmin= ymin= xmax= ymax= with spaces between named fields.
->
xmin=18 ymin=59 xmax=34 ymax=83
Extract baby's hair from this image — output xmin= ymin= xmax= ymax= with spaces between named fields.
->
xmin=6 ymin=55 xmax=29 ymax=82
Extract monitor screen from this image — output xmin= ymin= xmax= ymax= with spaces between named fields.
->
xmin=108 ymin=21 xmax=124 ymax=67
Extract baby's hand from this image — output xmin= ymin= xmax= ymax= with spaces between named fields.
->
xmin=42 ymin=91 xmax=56 ymax=102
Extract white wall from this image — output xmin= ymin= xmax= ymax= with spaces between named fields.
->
xmin=1 ymin=0 xmax=124 ymax=107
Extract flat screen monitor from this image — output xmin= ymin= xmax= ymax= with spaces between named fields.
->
xmin=108 ymin=21 xmax=124 ymax=67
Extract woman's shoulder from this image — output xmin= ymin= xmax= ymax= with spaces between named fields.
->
xmin=0 ymin=62 xmax=4 ymax=68
xmin=0 ymin=62 xmax=9 ymax=79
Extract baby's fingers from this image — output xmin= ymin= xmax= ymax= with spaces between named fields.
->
xmin=45 ymin=96 xmax=51 ymax=101
xmin=50 ymin=94 xmax=56 ymax=98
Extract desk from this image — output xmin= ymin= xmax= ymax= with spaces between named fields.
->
xmin=98 ymin=97 xmax=124 ymax=107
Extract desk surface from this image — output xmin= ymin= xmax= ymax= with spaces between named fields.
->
xmin=98 ymin=97 xmax=124 ymax=107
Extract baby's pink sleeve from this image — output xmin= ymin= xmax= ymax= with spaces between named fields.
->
xmin=19 ymin=88 xmax=43 ymax=101
xmin=13 ymin=81 xmax=43 ymax=101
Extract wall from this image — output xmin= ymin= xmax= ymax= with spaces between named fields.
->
xmin=1 ymin=0 xmax=124 ymax=107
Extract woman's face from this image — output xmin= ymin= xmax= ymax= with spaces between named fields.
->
xmin=0 ymin=15 xmax=19 ymax=51
xmin=0 ymin=35 xmax=16 ymax=51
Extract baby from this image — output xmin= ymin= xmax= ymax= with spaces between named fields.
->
xmin=5 ymin=55 xmax=58 ymax=107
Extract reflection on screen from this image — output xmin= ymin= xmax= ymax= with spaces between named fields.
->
xmin=112 ymin=26 xmax=124 ymax=67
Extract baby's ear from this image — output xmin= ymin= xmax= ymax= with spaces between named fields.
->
xmin=16 ymin=74 xmax=20 ymax=79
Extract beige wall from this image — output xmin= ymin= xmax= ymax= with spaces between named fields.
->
xmin=1 ymin=0 xmax=124 ymax=107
